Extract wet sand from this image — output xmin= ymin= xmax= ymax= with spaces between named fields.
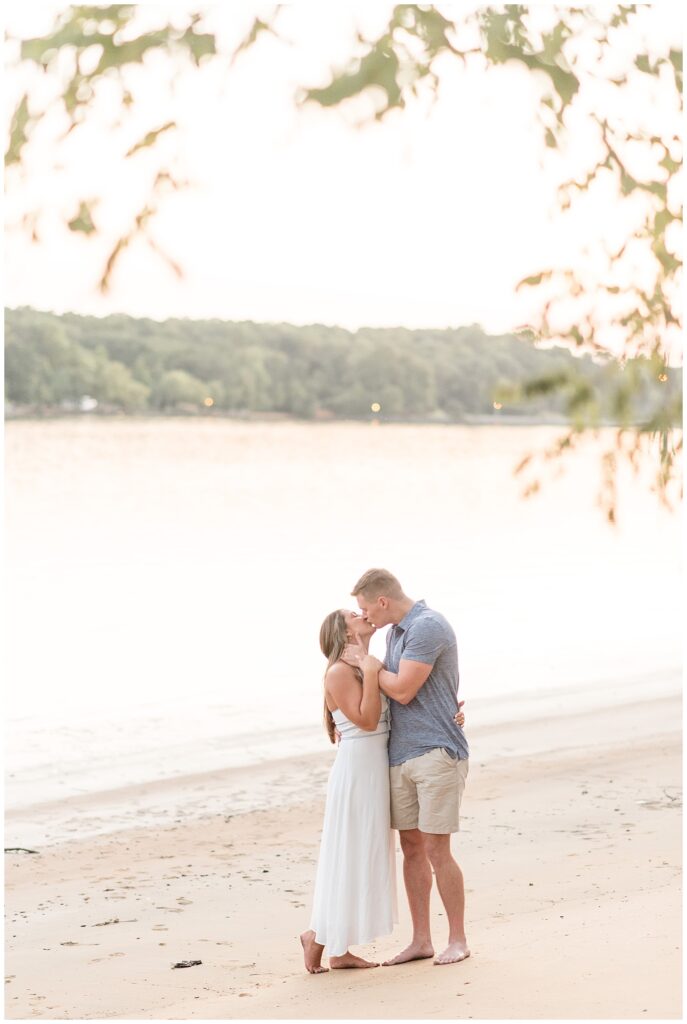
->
xmin=5 ymin=694 xmax=682 ymax=1019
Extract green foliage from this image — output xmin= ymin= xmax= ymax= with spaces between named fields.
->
xmin=152 ymin=369 xmax=207 ymax=410
xmin=94 ymin=359 xmax=150 ymax=411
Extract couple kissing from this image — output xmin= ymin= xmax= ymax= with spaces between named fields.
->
xmin=300 ymin=568 xmax=469 ymax=973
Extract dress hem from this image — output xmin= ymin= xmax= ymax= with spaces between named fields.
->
xmin=312 ymin=920 xmax=397 ymax=958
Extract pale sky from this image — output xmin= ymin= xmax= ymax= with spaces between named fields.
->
xmin=4 ymin=3 xmax=682 ymax=338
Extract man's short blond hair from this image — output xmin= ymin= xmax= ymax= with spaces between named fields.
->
xmin=351 ymin=568 xmax=404 ymax=600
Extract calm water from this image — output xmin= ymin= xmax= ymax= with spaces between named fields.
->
xmin=5 ymin=419 xmax=682 ymax=809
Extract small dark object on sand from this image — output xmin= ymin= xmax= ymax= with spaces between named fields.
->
xmin=4 ymin=848 xmax=38 ymax=855
xmin=172 ymin=960 xmax=202 ymax=969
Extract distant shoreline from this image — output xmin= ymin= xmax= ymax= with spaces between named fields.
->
xmin=7 ymin=307 xmax=681 ymax=426
xmin=4 ymin=409 xmax=634 ymax=427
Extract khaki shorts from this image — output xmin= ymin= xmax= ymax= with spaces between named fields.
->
xmin=390 ymin=748 xmax=469 ymax=834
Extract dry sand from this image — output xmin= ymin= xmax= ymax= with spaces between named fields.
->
xmin=5 ymin=695 xmax=682 ymax=1019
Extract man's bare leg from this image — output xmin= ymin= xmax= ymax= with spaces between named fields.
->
xmin=424 ymin=834 xmax=470 ymax=965
xmin=300 ymin=930 xmax=328 ymax=974
xmin=382 ymin=829 xmax=434 ymax=966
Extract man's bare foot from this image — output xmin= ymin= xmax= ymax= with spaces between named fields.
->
xmin=330 ymin=952 xmax=379 ymax=969
xmin=434 ymin=940 xmax=470 ymax=965
xmin=300 ymin=930 xmax=328 ymax=974
xmin=382 ymin=942 xmax=434 ymax=966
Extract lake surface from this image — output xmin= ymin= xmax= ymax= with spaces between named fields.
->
xmin=5 ymin=419 xmax=682 ymax=811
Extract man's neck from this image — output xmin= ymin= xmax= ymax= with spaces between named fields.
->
xmin=391 ymin=596 xmax=415 ymax=624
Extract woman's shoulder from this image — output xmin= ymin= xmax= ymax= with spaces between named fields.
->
xmin=325 ymin=660 xmax=360 ymax=685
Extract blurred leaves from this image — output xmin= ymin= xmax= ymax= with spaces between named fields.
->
xmin=6 ymin=5 xmax=216 ymax=288
xmin=5 ymin=3 xmax=683 ymax=521
xmin=269 ymin=2 xmax=682 ymax=521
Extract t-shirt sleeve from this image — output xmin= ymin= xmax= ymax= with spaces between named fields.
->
xmin=400 ymin=618 xmax=447 ymax=666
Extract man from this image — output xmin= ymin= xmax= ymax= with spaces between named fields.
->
xmin=346 ymin=568 xmax=469 ymax=967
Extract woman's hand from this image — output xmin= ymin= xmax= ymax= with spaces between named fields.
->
xmin=454 ymin=700 xmax=465 ymax=729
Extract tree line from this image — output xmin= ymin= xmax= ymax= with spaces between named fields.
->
xmin=4 ymin=306 xmax=681 ymax=424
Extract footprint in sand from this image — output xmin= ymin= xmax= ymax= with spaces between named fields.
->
xmin=90 ymin=952 xmax=126 ymax=964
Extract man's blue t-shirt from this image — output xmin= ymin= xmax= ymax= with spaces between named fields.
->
xmin=385 ymin=600 xmax=469 ymax=767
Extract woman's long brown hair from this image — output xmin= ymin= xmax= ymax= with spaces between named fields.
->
xmin=319 ymin=610 xmax=360 ymax=744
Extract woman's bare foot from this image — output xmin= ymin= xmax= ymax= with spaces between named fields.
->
xmin=434 ymin=940 xmax=470 ymax=965
xmin=382 ymin=941 xmax=434 ymax=966
xmin=300 ymin=930 xmax=328 ymax=974
xmin=330 ymin=952 xmax=379 ymax=969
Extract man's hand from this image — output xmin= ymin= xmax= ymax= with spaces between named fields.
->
xmin=454 ymin=700 xmax=465 ymax=729
xmin=342 ymin=643 xmax=366 ymax=668
xmin=362 ymin=654 xmax=383 ymax=672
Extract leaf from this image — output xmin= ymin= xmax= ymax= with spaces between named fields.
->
xmin=659 ymin=151 xmax=680 ymax=175
xmin=516 ymin=271 xmax=552 ymax=290
xmin=183 ymin=29 xmax=217 ymax=66
xmin=68 ymin=201 xmax=97 ymax=234
xmin=483 ymin=10 xmax=513 ymax=65
xmin=514 ymin=453 xmax=533 ymax=475
xmin=540 ymin=22 xmax=571 ymax=65
xmin=668 ymin=49 xmax=683 ymax=90
xmin=99 ymin=235 xmax=129 ymax=292
xmin=230 ymin=17 xmax=274 ymax=66
xmin=548 ymin=64 xmax=579 ymax=108
xmin=652 ymin=238 xmax=680 ymax=275
xmin=407 ymin=6 xmax=458 ymax=58
xmin=125 ymin=121 xmax=175 ymax=157
xmin=305 ymin=36 xmax=403 ymax=114
xmin=619 ymin=169 xmax=637 ymax=195
xmin=5 ymin=94 xmax=31 ymax=166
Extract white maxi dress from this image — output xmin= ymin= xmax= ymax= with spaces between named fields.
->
xmin=309 ymin=694 xmax=398 ymax=956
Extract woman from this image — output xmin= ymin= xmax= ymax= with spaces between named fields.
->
xmin=300 ymin=609 xmax=465 ymax=974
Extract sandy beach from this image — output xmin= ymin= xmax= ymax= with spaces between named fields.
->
xmin=5 ymin=692 xmax=682 ymax=1020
